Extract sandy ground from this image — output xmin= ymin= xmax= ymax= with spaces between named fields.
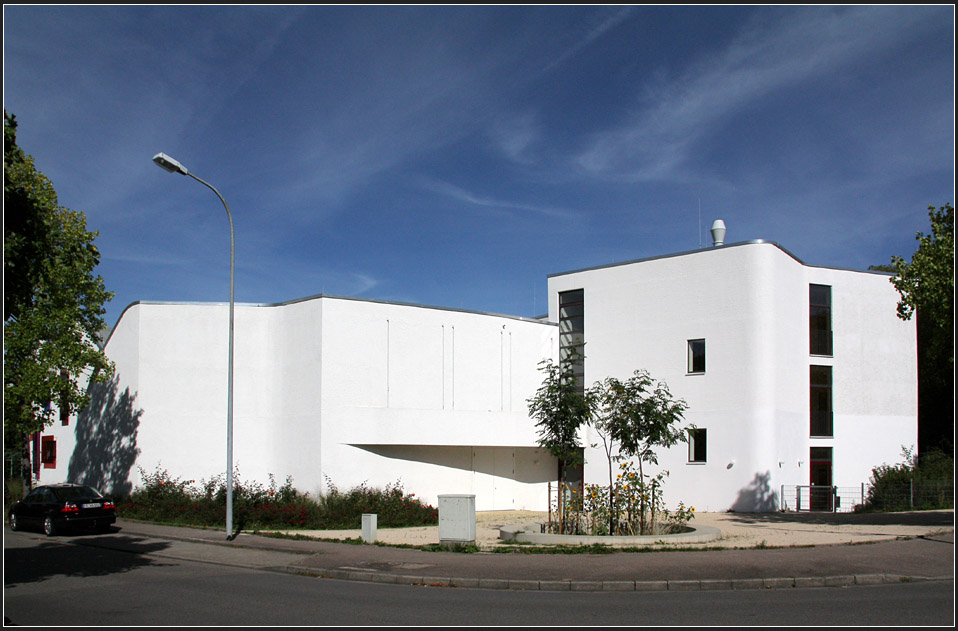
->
xmin=268 ymin=509 xmax=954 ymax=550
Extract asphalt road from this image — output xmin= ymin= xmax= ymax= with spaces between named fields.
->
xmin=4 ymin=526 xmax=954 ymax=626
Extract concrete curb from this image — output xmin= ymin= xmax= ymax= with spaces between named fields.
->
xmin=277 ymin=565 xmax=948 ymax=591
xmin=498 ymin=522 xmax=723 ymax=546
xmin=82 ymin=520 xmax=953 ymax=594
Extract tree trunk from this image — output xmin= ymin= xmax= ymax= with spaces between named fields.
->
xmin=638 ymin=459 xmax=646 ymax=535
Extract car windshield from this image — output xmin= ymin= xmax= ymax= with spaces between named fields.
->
xmin=52 ymin=486 xmax=103 ymax=500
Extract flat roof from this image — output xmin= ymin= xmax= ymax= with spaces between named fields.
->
xmin=101 ymin=293 xmax=555 ymax=349
xmin=548 ymin=239 xmax=895 ymax=279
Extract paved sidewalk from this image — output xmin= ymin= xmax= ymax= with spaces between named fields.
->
xmin=78 ymin=510 xmax=955 ymax=592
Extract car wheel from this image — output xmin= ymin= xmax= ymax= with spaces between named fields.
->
xmin=9 ymin=513 xmax=19 ymax=531
xmin=43 ymin=516 xmax=57 ymax=536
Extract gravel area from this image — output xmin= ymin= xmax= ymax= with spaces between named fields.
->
xmin=267 ymin=508 xmax=954 ymax=550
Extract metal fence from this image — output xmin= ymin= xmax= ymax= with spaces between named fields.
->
xmin=864 ymin=481 xmax=954 ymax=512
xmin=782 ymin=481 xmax=954 ymax=513
xmin=781 ymin=486 xmax=863 ymax=513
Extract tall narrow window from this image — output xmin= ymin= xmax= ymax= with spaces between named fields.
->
xmin=688 ymin=339 xmax=706 ymax=374
xmin=688 ymin=428 xmax=707 ymax=463
xmin=810 ymin=365 xmax=833 ymax=437
xmin=810 ymin=284 xmax=833 ymax=356
xmin=809 ymin=447 xmax=833 ymax=511
xmin=558 ymin=289 xmax=585 ymax=395
xmin=59 ymin=370 xmax=70 ymax=426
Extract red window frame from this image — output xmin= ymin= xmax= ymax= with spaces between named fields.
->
xmin=41 ymin=436 xmax=57 ymax=469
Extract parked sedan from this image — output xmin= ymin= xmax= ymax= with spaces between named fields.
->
xmin=8 ymin=484 xmax=116 ymax=536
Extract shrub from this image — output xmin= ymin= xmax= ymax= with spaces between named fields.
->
xmin=549 ymin=462 xmax=694 ymax=536
xmin=317 ymin=478 xmax=438 ymax=529
xmin=116 ymin=467 xmax=438 ymax=530
xmin=864 ymin=446 xmax=954 ymax=511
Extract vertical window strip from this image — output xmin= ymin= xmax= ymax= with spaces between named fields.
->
xmin=558 ymin=289 xmax=585 ymax=395
xmin=809 ymin=284 xmax=833 ymax=356
xmin=810 ymin=365 xmax=833 ymax=437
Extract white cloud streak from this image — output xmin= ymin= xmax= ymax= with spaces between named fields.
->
xmin=575 ymin=7 xmax=936 ymax=182
xmin=543 ymin=6 xmax=636 ymax=73
xmin=417 ymin=177 xmax=580 ymax=221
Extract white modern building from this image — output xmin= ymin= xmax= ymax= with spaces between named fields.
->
xmin=549 ymin=236 xmax=917 ymax=512
xmin=32 ymin=232 xmax=917 ymax=513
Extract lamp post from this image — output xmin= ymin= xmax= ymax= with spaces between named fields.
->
xmin=152 ymin=152 xmax=236 ymax=540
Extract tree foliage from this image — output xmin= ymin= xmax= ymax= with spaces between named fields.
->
xmin=591 ymin=371 xmax=690 ymax=466
xmin=590 ymin=371 xmax=690 ymax=533
xmin=4 ymin=110 xmax=114 ymax=449
xmin=889 ymin=203 xmax=954 ymax=363
xmin=527 ymin=355 xmax=592 ymax=469
xmin=887 ymin=204 xmax=954 ymax=454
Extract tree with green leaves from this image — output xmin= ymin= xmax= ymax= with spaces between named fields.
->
xmin=4 ymin=110 xmax=114 ymax=482
xmin=527 ymin=352 xmax=594 ymax=524
xmin=887 ymin=204 xmax=954 ymax=456
xmin=889 ymin=204 xmax=954 ymax=359
xmin=590 ymin=370 xmax=690 ymax=534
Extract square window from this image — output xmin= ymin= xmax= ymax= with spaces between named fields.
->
xmin=688 ymin=339 xmax=706 ymax=374
xmin=689 ymin=428 xmax=707 ymax=463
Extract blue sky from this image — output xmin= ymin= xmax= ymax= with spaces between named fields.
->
xmin=4 ymin=5 xmax=954 ymax=330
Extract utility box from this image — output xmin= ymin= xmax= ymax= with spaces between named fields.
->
xmin=362 ymin=513 xmax=377 ymax=543
xmin=438 ymin=494 xmax=476 ymax=547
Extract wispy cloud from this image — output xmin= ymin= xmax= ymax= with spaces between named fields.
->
xmin=417 ymin=177 xmax=579 ymax=221
xmin=575 ymin=7 xmax=935 ymax=182
xmin=488 ymin=113 xmax=541 ymax=165
xmin=543 ymin=6 xmax=636 ymax=73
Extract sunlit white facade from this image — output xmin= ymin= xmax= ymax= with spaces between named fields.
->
xmin=37 ymin=239 xmax=917 ymax=512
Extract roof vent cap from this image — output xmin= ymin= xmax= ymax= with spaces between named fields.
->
xmin=710 ymin=219 xmax=726 ymax=247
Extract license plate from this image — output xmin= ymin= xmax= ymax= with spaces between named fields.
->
xmin=82 ymin=503 xmax=102 ymax=509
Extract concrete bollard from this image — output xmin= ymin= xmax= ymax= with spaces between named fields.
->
xmin=361 ymin=513 xmax=377 ymax=543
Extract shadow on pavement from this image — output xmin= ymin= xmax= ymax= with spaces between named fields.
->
xmin=4 ymin=531 xmax=175 ymax=587
xmin=720 ymin=509 xmax=954 ymax=527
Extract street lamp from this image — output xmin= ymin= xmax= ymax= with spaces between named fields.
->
xmin=152 ymin=152 xmax=236 ymax=541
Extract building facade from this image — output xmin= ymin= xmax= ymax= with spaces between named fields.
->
xmin=548 ymin=239 xmax=917 ymax=512
xmin=33 ymin=238 xmax=917 ymax=513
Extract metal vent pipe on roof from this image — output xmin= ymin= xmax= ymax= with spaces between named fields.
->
xmin=710 ymin=219 xmax=726 ymax=246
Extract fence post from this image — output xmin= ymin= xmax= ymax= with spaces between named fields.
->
xmin=909 ymin=479 xmax=914 ymax=509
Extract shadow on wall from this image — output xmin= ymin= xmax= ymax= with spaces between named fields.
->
xmin=730 ymin=471 xmax=779 ymax=512
xmin=67 ymin=375 xmax=142 ymax=497
xmin=351 ymin=444 xmax=556 ymax=484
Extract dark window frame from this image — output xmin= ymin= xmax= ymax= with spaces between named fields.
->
xmin=688 ymin=428 xmax=707 ymax=463
xmin=809 ymin=284 xmax=833 ymax=356
xmin=59 ymin=370 xmax=70 ymax=426
xmin=558 ymin=289 xmax=585 ymax=395
xmin=810 ymin=365 xmax=833 ymax=437
xmin=688 ymin=339 xmax=706 ymax=374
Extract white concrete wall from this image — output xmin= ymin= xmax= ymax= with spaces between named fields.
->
xmin=548 ymin=241 xmax=917 ymax=512
xmin=40 ymin=240 xmax=916 ymax=515
xmin=40 ymin=296 xmax=559 ymax=511
xmin=806 ymin=265 xmax=918 ymax=489
xmin=317 ymin=297 xmax=558 ymax=509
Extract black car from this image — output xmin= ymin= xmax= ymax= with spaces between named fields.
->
xmin=9 ymin=484 xmax=116 ymax=536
